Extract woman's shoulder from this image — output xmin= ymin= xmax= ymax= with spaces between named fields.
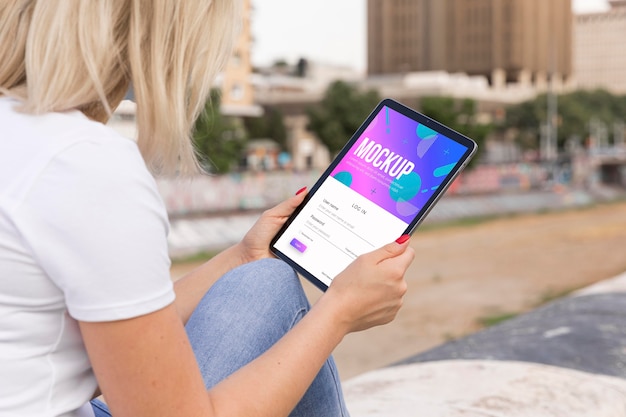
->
xmin=1 ymin=96 xmax=140 ymax=155
xmin=1 ymin=97 xmax=151 ymax=197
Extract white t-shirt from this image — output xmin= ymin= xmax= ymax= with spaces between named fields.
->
xmin=0 ymin=97 xmax=176 ymax=416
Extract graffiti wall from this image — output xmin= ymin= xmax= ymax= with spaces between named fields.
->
xmin=157 ymin=164 xmax=550 ymax=217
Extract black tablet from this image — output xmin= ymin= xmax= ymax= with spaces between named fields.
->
xmin=270 ymin=98 xmax=477 ymax=291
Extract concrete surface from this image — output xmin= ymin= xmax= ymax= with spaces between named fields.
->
xmin=344 ymin=360 xmax=626 ymax=417
xmin=343 ymin=272 xmax=626 ymax=416
xmin=397 ymin=293 xmax=626 ymax=379
xmin=574 ymin=271 xmax=626 ymax=297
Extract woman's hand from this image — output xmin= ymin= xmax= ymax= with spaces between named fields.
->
xmin=236 ymin=187 xmax=307 ymax=263
xmin=319 ymin=236 xmax=415 ymax=334
xmin=174 ymin=188 xmax=307 ymax=323
xmin=238 ymin=186 xmax=415 ymax=335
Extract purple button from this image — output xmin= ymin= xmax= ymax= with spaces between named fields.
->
xmin=290 ymin=238 xmax=307 ymax=253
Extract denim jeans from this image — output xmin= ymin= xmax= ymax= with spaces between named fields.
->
xmin=91 ymin=258 xmax=349 ymax=416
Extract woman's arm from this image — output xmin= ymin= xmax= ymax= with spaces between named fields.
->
xmin=173 ymin=190 xmax=307 ymax=323
xmin=80 ymin=238 xmax=414 ymax=417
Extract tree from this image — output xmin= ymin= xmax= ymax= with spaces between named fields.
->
xmin=193 ymin=90 xmax=246 ymax=174
xmin=243 ymin=107 xmax=288 ymax=150
xmin=420 ymin=96 xmax=491 ymax=167
xmin=504 ymin=89 xmax=626 ymax=150
xmin=307 ymin=81 xmax=381 ymax=154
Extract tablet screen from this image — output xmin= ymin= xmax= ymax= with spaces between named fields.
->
xmin=271 ymin=99 xmax=475 ymax=290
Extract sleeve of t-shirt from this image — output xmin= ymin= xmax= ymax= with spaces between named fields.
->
xmin=13 ymin=134 xmax=175 ymax=322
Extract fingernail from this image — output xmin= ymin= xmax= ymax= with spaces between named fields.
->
xmin=395 ymin=234 xmax=410 ymax=244
xmin=295 ymin=186 xmax=307 ymax=195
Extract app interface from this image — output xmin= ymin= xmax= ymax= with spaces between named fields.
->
xmin=274 ymin=105 xmax=468 ymax=287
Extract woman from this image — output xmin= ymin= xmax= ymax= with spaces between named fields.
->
xmin=0 ymin=1 xmax=414 ymax=416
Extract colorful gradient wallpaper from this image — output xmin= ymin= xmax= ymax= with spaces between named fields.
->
xmin=330 ymin=106 xmax=468 ymax=221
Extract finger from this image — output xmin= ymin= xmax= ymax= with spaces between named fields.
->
xmin=394 ymin=246 xmax=415 ymax=271
xmin=264 ymin=188 xmax=308 ymax=219
xmin=368 ymin=235 xmax=412 ymax=264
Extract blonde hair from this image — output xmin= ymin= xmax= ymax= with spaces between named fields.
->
xmin=0 ymin=0 xmax=241 ymax=175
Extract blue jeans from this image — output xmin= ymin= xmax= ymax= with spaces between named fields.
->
xmin=91 ymin=258 xmax=349 ymax=416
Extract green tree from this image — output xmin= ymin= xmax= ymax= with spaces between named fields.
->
xmin=420 ymin=96 xmax=491 ymax=167
xmin=193 ymin=90 xmax=246 ymax=174
xmin=504 ymin=89 xmax=626 ymax=149
xmin=243 ymin=107 xmax=288 ymax=150
xmin=307 ymin=81 xmax=381 ymax=154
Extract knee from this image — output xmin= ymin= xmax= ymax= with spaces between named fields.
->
xmin=255 ymin=258 xmax=306 ymax=301
xmin=210 ymin=258 xmax=310 ymax=326
xmin=231 ymin=258 xmax=302 ymax=296
xmin=186 ymin=259 xmax=312 ymax=386
xmin=243 ymin=258 xmax=300 ymax=291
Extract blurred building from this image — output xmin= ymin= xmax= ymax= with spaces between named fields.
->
xmin=574 ymin=0 xmax=626 ymax=94
xmin=367 ymin=0 xmax=572 ymax=89
xmin=109 ymin=0 xmax=260 ymax=139
xmin=219 ymin=0 xmax=261 ymax=117
xmin=253 ymin=61 xmax=362 ymax=170
xmin=106 ymin=99 xmax=137 ymax=139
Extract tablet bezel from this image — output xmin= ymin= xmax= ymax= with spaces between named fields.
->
xmin=270 ymin=98 xmax=478 ymax=291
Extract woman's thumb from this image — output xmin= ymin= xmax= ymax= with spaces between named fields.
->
xmin=372 ymin=234 xmax=411 ymax=262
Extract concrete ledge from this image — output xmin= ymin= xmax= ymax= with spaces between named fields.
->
xmin=397 ymin=292 xmax=626 ymax=378
xmin=344 ymin=272 xmax=626 ymax=415
xmin=344 ymin=360 xmax=626 ymax=417
xmin=574 ymin=271 xmax=626 ymax=297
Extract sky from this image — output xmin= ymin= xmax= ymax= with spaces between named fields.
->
xmin=251 ymin=0 xmax=611 ymax=73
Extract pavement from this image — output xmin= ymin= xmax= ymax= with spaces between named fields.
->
xmin=343 ymin=360 xmax=626 ymax=417
xmin=342 ymin=272 xmax=626 ymax=416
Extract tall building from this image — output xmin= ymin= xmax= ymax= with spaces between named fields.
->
xmin=574 ymin=0 xmax=626 ymax=94
xmin=109 ymin=0 xmax=260 ymax=140
xmin=367 ymin=0 xmax=572 ymax=89
xmin=220 ymin=0 xmax=260 ymax=116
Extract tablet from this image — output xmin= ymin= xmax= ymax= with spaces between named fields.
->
xmin=270 ymin=98 xmax=477 ymax=291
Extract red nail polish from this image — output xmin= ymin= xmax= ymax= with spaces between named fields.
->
xmin=395 ymin=234 xmax=410 ymax=244
xmin=295 ymin=186 xmax=307 ymax=195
